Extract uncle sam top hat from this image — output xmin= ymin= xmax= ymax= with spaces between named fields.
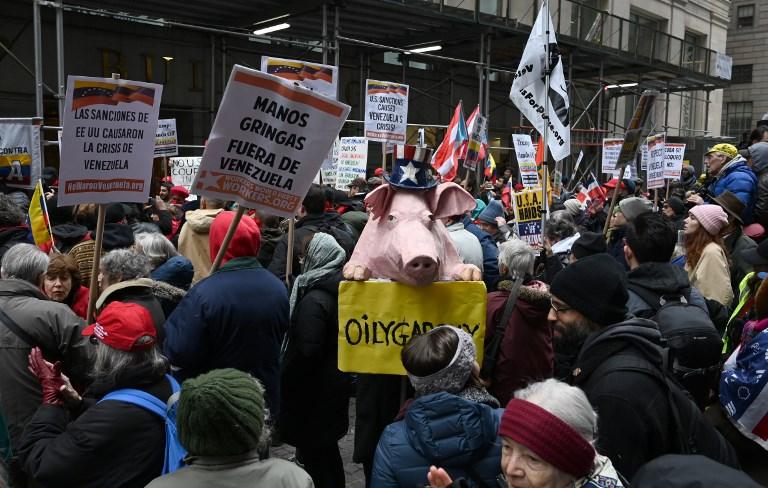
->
xmin=385 ymin=144 xmax=437 ymax=190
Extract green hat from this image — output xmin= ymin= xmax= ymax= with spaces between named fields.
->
xmin=177 ymin=369 xmax=265 ymax=456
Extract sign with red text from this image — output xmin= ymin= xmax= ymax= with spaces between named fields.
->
xmin=364 ymin=79 xmax=409 ymax=143
xmin=334 ymin=137 xmax=368 ymax=190
xmin=59 ymin=76 xmax=163 ymax=205
xmin=191 ymin=65 xmax=350 ymax=217
xmin=664 ymin=143 xmax=686 ymax=179
xmin=645 ymin=134 xmax=666 ymax=189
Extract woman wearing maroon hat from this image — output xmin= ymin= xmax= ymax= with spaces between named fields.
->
xmin=428 ymin=379 xmax=625 ymax=488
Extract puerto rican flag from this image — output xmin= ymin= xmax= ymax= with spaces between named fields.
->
xmin=576 ymin=172 xmax=606 ymax=204
xmin=431 ymin=101 xmax=468 ymax=181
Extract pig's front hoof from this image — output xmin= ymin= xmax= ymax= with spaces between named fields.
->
xmin=343 ymin=263 xmax=372 ymax=281
xmin=453 ymin=264 xmax=482 ymax=282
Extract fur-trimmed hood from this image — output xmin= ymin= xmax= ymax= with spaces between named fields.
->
xmin=496 ymin=279 xmax=551 ymax=305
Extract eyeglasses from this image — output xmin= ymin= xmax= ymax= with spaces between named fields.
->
xmin=550 ymin=299 xmax=572 ymax=314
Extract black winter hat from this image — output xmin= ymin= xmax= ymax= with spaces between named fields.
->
xmin=665 ymin=197 xmax=686 ymax=217
xmin=571 ymin=232 xmax=607 ymax=260
xmin=550 ymin=253 xmax=628 ymax=326
xmin=632 ymin=454 xmax=761 ymax=488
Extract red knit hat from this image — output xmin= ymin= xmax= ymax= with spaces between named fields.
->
xmin=209 ymin=211 xmax=261 ymax=265
xmin=499 ymin=399 xmax=596 ymax=478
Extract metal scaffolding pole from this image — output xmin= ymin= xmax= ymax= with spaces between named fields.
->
xmin=221 ymin=38 xmax=227 ymax=92
xmin=704 ymin=89 xmax=711 ymax=133
xmin=484 ymin=34 xmax=491 ymax=118
xmin=210 ymin=35 xmax=216 ymax=127
xmin=322 ymin=4 xmax=328 ymax=64
xmin=33 ymin=0 xmax=44 ymax=117
xmin=56 ymin=1 xmax=65 ymax=119
xmin=334 ymin=6 xmax=340 ymax=100
xmin=478 ymin=33 xmax=484 ymax=113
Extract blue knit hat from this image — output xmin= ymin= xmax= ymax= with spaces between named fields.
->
xmin=477 ymin=199 xmax=505 ymax=225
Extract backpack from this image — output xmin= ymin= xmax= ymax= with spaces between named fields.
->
xmin=592 ymin=351 xmax=739 ymax=468
xmin=302 ymin=222 xmax=356 ymax=260
xmin=100 ymin=374 xmax=186 ymax=475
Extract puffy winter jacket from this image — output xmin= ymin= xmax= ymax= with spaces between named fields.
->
xmin=707 ymin=156 xmax=758 ymax=223
xmin=371 ymin=392 xmax=502 ymax=488
xmin=177 ymin=208 xmax=223 ymax=283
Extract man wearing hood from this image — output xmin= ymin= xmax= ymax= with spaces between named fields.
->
xmin=163 ymin=211 xmax=288 ymax=418
xmin=549 ymin=253 xmax=736 ymax=479
xmin=177 ymin=196 xmax=225 ymax=283
xmin=688 ymin=143 xmax=757 ymax=223
xmin=747 ymin=140 xmax=768 ymax=228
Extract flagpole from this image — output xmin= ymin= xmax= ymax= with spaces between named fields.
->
xmin=541 ymin=0 xmax=551 ymax=232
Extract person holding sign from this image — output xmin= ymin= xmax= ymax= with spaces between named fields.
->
xmin=371 ymin=326 xmax=501 ymax=487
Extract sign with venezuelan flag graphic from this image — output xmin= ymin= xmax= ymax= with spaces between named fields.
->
xmin=261 ymin=56 xmax=338 ymax=100
xmin=0 ymin=118 xmax=42 ymax=190
xmin=58 ymin=76 xmax=163 ymax=205
xmin=364 ymin=79 xmax=409 ymax=143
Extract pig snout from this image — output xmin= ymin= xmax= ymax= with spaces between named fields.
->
xmin=405 ymin=255 xmax=439 ymax=285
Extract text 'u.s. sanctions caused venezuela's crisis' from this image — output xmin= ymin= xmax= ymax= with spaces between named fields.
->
xmin=192 ymin=65 xmax=350 ymax=217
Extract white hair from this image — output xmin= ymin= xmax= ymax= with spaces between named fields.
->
xmin=497 ymin=239 xmax=535 ymax=276
xmin=100 ymin=249 xmax=151 ymax=283
xmin=134 ymin=232 xmax=178 ymax=268
xmin=0 ymin=243 xmax=49 ymax=284
xmin=515 ymin=378 xmax=598 ymax=443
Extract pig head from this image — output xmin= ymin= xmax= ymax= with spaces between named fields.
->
xmin=343 ymin=182 xmax=482 ymax=286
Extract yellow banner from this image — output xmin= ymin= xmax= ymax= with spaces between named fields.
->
xmin=338 ymin=281 xmax=487 ymax=375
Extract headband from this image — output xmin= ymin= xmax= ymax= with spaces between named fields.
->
xmin=407 ymin=326 xmax=475 ymax=396
xmin=499 ymin=398 xmax=596 ymax=479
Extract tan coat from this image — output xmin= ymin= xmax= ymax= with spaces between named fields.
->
xmin=686 ymin=241 xmax=733 ymax=306
xmin=178 ymin=208 xmax=223 ymax=283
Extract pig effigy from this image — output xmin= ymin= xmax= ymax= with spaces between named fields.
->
xmin=342 ymin=144 xmax=482 ymax=286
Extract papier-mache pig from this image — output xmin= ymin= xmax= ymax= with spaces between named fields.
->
xmin=342 ymin=144 xmax=482 ymax=286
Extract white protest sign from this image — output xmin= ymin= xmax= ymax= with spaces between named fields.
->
xmin=464 ymin=113 xmax=487 ymax=170
xmin=364 ymin=79 xmax=408 ymax=143
xmin=169 ymin=157 xmax=201 ymax=199
xmin=0 ymin=118 xmax=42 ymax=189
xmin=646 ymin=135 xmax=665 ymax=189
xmin=601 ymin=138 xmax=623 ymax=175
xmin=154 ymin=118 xmax=178 ymax=157
xmin=320 ymin=137 xmax=340 ymax=187
xmin=664 ymin=143 xmax=686 ymax=179
xmin=260 ymin=56 xmax=339 ymax=100
xmin=512 ymin=134 xmax=539 ymax=188
xmin=59 ymin=76 xmax=163 ymax=205
xmin=191 ymin=65 xmax=350 ymax=217
xmin=334 ymin=137 xmax=368 ymax=190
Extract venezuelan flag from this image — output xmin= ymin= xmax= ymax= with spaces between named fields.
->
xmin=28 ymin=180 xmax=53 ymax=252
xmin=484 ymin=152 xmax=496 ymax=178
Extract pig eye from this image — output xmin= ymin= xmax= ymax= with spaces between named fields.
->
xmin=427 ymin=214 xmax=435 ymax=222
xmin=387 ymin=214 xmax=397 ymax=222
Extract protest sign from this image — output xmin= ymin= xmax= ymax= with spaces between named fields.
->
xmin=191 ymin=65 xmax=350 ymax=217
xmin=169 ymin=157 xmax=201 ymax=199
xmin=154 ymin=118 xmax=178 ymax=157
xmin=512 ymin=134 xmax=540 ymax=187
xmin=646 ymin=134 xmax=665 ymax=190
xmin=464 ymin=112 xmax=487 ymax=170
xmin=260 ymin=56 xmax=339 ymax=100
xmin=337 ymin=281 xmax=486 ymax=375
xmin=664 ymin=143 xmax=686 ymax=179
xmin=601 ymin=138 xmax=623 ymax=174
xmin=364 ymin=79 xmax=408 ymax=143
xmin=0 ymin=118 xmax=42 ymax=189
xmin=512 ymin=188 xmax=544 ymax=246
xmin=615 ymin=91 xmax=658 ymax=171
xmin=334 ymin=137 xmax=368 ymax=190
xmin=320 ymin=137 xmax=340 ymax=187
xmin=58 ymin=76 xmax=163 ymax=205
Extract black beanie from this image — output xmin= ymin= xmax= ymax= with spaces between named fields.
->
xmin=571 ymin=232 xmax=607 ymax=260
xmin=666 ymin=197 xmax=686 ymax=217
xmin=550 ymin=253 xmax=628 ymax=326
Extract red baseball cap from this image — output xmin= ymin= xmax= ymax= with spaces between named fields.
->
xmin=82 ymin=302 xmax=157 ymax=351
xmin=374 ymin=167 xmax=384 ymax=177
xmin=603 ymin=178 xmax=626 ymax=190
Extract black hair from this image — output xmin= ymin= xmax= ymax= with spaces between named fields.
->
xmin=626 ymin=212 xmax=676 ymax=264
xmin=302 ymin=184 xmax=326 ymax=215
xmin=401 ymin=327 xmax=458 ymax=377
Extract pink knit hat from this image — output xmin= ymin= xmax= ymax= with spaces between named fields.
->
xmin=689 ymin=204 xmax=729 ymax=236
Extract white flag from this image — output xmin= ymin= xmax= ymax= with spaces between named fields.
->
xmin=509 ymin=4 xmax=570 ymax=162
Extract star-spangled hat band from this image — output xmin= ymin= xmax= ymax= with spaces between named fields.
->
xmin=385 ymin=144 xmax=437 ymax=190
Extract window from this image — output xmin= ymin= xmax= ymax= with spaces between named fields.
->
xmin=725 ymin=102 xmax=753 ymax=139
xmin=737 ymin=4 xmax=755 ymax=28
xmin=731 ymin=64 xmax=753 ymax=84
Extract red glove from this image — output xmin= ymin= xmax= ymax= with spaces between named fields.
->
xmin=28 ymin=347 xmax=65 ymax=406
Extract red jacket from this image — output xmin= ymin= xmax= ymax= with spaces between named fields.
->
xmin=69 ymin=285 xmax=90 ymax=320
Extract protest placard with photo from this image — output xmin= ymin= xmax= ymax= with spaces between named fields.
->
xmin=58 ymin=76 xmax=163 ymax=205
xmin=512 ymin=134 xmax=540 ymax=188
xmin=260 ymin=56 xmax=339 ymax=100
xmin=0 ymin=118 xmax=42 ymax=189
xmin=337 ymin=281 xmax=486 ymax=375
xmin=334 ymin=137 xmax=368 ymax=190
xmin=364 ymin=79 xmax=408 ymax=143
xmin=191 ymin=65 xmax=350 ymax=217
xmin=154 ymin=118 xmax=178 ymax=157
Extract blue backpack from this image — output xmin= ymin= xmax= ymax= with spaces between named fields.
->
xmin=100 ymin=374 xmax=186 ymax=475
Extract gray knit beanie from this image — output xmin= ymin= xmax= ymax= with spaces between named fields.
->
xmin=177 ymin=369 xmax=266 ymax=457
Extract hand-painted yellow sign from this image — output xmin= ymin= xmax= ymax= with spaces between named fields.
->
xmin=338 ymin=281 xmax=487 ymax=375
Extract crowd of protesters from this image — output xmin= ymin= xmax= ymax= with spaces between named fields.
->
xmin=0 ymin=134 xmax=767 ymax=488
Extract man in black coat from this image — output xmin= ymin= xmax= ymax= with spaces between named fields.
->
xmin=549 ymin=253 xmax=735 ymax=479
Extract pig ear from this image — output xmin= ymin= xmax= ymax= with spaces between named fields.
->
xmin=364 ymin=183 xmax=393 ymax=219
xmin=429 ymin=182 xmax=477 ymax=220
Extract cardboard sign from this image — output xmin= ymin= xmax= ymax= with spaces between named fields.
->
xmin=169 ymin=156 xmax=201 ymax=199
xmin=154 ymin=118 xmax=178 ymax=157
xmin=512 ymin=134 xmax=539 ymax=187
xmin=334 ymin=137 xmax=368 ymax=190
xmin=364 ymin=79 xmax=408 ymax=143
xmin=615 ymin=91 xmax=658 ymax=170
xmin=646 ymin=134 xmax=665 ymax=190
xmin=601 ymin=138 xmax=623 ymax=175
xmin=58 ymin=76 xmax=163 ymax=205
xmin=512 ymin=188 xmax=543 ymax=246
xmin=337 ymin=281 xmax=486 ymax=375
xmin=261 ymin=56 xmax=339 ymax=100
xmin=664 ymin=143 xmax=686 ymax=179
xmin=0 ymin=118 xmax=42 ymax=189
xmin=191 ymin=65 xmax=350 ymax=217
